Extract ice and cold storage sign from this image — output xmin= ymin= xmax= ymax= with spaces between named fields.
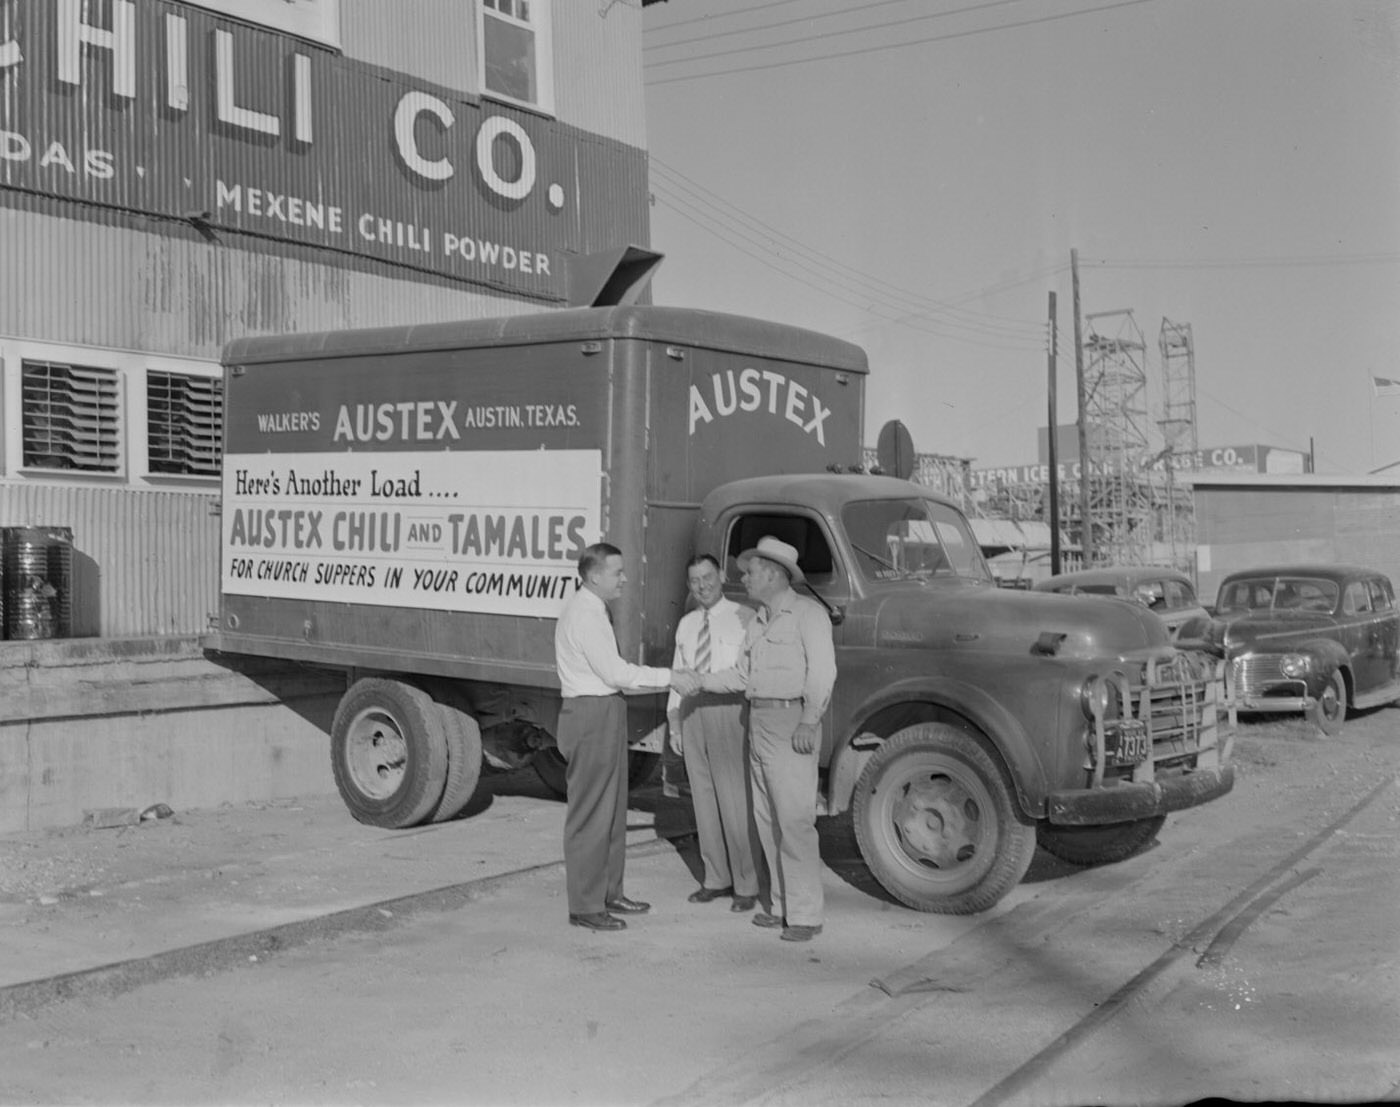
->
xmin=221 ymin=357 xmax=605 ymax=618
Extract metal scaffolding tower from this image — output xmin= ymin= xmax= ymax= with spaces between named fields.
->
xmin=1157 ymin=318 xmax=1199 ymax=570
xmin=1081 ymin=310 xmax=1155 ymax=565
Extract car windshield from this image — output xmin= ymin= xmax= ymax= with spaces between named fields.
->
xmin=1216 ymin=576 xmax=1339 ymax=615
xmin=842 ymin=498 xmax=990 ymax=583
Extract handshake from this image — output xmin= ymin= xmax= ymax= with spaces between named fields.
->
xmin=670 ymin=669 xmax=704 ymax=697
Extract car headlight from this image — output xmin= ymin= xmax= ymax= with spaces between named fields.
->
xmin=1080 ymin=675 xmax=1111 ymax=720
xmin=1279 ymin=653 xmax=1310 ymax=678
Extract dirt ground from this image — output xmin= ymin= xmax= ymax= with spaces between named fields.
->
xmin=0 ymin=709 xmax=1397 ymax=1106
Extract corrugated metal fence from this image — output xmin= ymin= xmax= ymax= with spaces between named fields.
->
xmin=0 ymin=482 xmax=218 ymax=638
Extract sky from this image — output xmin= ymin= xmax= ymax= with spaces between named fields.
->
xmin=639 ymin=0 xmax=1400 ymax=476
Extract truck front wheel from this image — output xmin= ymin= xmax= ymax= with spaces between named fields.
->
xmin=852 ymin=723 xmax=1035 ymax=915
xmin=1036 ymin=815 xmax=1167 ymax=866
xmin=331 ymin=679 xmax=449 ymax=828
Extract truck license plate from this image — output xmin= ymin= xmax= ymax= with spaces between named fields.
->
xmin=1112 ymin=721 xmax=1150 ymax=764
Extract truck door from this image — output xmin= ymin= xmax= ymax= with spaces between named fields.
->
xmin=715 ymin=509 xmax=850 ymax=756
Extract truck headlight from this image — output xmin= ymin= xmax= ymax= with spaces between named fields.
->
xmin=1279 ymin=653 xmax=1310 ymax=678
xmin=1080 ymin=675 xmax=1111 ymax=720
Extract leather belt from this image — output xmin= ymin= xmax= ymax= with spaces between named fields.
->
xmin=750 ymin=697 xmax=802 ymax=709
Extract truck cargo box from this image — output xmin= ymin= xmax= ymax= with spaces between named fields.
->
xmin=210 ymin=306 xmax=867 ymax=685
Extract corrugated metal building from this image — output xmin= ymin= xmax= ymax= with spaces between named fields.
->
xmin=0 ymin=0 xmax=657 ymax=638
xmin=1191 ymin=473 xmax=1400 ymax=605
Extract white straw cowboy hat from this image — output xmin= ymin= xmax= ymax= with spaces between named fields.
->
xmin=737 ymin=536 xmax=805 ymax=585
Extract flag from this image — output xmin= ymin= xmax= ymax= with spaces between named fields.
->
xmin=1373 ymin=375 xmax=1400 ymax=398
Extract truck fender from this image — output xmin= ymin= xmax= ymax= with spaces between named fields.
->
xmin=826 ymin=676 xmax=1048 ymax=820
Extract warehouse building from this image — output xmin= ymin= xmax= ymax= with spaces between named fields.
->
xmin=1 ymin=0 xmax=656 ymax=639
xmin=1191 ymin=473 xmax=1400 ymax=605
xmin=0 ymin=0 xmax=660 ymax=830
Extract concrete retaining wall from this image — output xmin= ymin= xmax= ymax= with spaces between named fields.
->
xmin=0 ymin=637 xmax=345 ymax=834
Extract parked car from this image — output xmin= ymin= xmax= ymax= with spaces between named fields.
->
xmin=1207 ymin=564 xmax=1400 ymax=734
xmin=1034 ymin=566 xmax=1209 ymax=641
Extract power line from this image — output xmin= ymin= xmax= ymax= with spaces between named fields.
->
xmin=644 ymin=0 xmax=1162 ymax=87
xmin=1088 ymin=253 xmax=1400 ymax=271
xmin=651 ymin=158 xmax=1046 ymax=336
xmin=653 ymin=186 xmax=1047 ymax=351
xmin=643 ymin=0 xmax=810 ymax=35
xmin=644 ymin=0 xmax=1034 ymax=54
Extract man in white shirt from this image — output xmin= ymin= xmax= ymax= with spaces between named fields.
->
xmin=668 ymin=554 xmax=760 ymax=912
xmin=554 ymin=542 xmax=674 ymax=932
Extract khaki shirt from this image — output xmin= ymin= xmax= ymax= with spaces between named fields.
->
xmin=702 ymin=587 xmax=836 ymax=727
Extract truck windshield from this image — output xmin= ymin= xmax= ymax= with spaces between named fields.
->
xmin=842 ymin=499 xmax=990 ymax=583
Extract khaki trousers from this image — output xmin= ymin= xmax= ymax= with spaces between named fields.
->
xmin=748 ymin=703 xmax=823 ymax=927
xmin=556 ymin=694 xmax=629 ymax=916
xmin=681 ymin=694 xmax=760 ymax=897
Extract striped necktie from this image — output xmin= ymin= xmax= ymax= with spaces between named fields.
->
xmin=695 ymin=609 xmax=712 ymax=673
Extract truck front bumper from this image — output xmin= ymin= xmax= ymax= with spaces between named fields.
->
xmin=1046 ymin=764 xmax=1235 ymax=826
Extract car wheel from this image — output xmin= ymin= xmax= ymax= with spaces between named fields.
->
xmin=331 ymin=678 xmax=449 ymax=828
xmin=1308 ymin=668 xmax=1347 ymax=736
xmin=852 ymin=723 xmax=1035 ymax=915
xmin=1036 ymin=814 xmax=1167 ymax=866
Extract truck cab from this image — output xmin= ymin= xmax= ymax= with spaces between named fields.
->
xmin=697 ymin=473 xmax=1233 ymax=914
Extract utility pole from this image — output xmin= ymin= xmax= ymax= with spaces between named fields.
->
xmin=1072 ymin=248 xmax=1094 ymax=566
xmin=1047 ymin=291 xmax=1061 ymax=576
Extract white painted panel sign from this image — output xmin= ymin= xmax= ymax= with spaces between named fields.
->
xmin=221 ymin=449 xmax=601 ymax=618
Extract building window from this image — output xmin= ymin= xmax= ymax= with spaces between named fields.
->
xmin=21 ymin=360 xmax=122 ymax=473
xmin=148 ymin=371 xmax=224 ymax=477
xmin=479 ymin=0 xmax=553 ymax=113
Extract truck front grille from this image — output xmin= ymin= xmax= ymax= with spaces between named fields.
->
xmin=1093 ymin=651 xmax=1229 ymax=784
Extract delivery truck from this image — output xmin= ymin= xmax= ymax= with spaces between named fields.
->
xmin=210 ymin=306 xmax=1233 ymax=914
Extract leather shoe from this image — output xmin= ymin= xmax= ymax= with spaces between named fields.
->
xmin=688 ymin=886 xmax=734 ymax=904
xmin=604 ymin=895 xmax=651 ymax=915
xmin=751 ymin=911 xmax=783 ymax=929
xmin=780 ymin=923 xmax=822 ymax=942
xmin=569 ymin=912 xmax=625 ymax=931
xmin=730 ymin=895 xmax=758 ymax=913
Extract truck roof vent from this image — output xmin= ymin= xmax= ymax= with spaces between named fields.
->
xmin=565 ymin=245 xmax=664 ymax=307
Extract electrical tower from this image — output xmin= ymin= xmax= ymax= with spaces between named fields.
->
xmin=1157 ymin=318 xmax=1199 ymax=572
xmin=1081 ymin=310 xmax=1154 ymax=565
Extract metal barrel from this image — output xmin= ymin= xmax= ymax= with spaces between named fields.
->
xmin=3 ymin=526 xmax=73 ymax=640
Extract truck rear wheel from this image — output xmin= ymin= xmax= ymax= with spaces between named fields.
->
xmin=852 ymin=723 xmax=1035 ymax=915
xmin=331 ymin=678 xmax=449 ymax=828
xmin=428 ymin=700 xmax=484 ymax=823
xmin=1036 ymin=815 xmax=1167 ymax=866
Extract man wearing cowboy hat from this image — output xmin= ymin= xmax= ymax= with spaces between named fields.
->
xmin=697 ymin=535 xmax=837 ymax=942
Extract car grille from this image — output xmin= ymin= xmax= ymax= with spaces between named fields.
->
xmin=1232 ymin=654 xmax=1286 ymax=697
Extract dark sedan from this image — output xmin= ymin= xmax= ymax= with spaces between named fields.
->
xmin=1209 ymin=564 xmax=1400 ymax=734
xmin=1035 ymin=566 xmax=1209 ymax=641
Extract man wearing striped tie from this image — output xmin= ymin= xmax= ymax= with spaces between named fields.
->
xmin=667 ymin=554 xmax=761 ymax=911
